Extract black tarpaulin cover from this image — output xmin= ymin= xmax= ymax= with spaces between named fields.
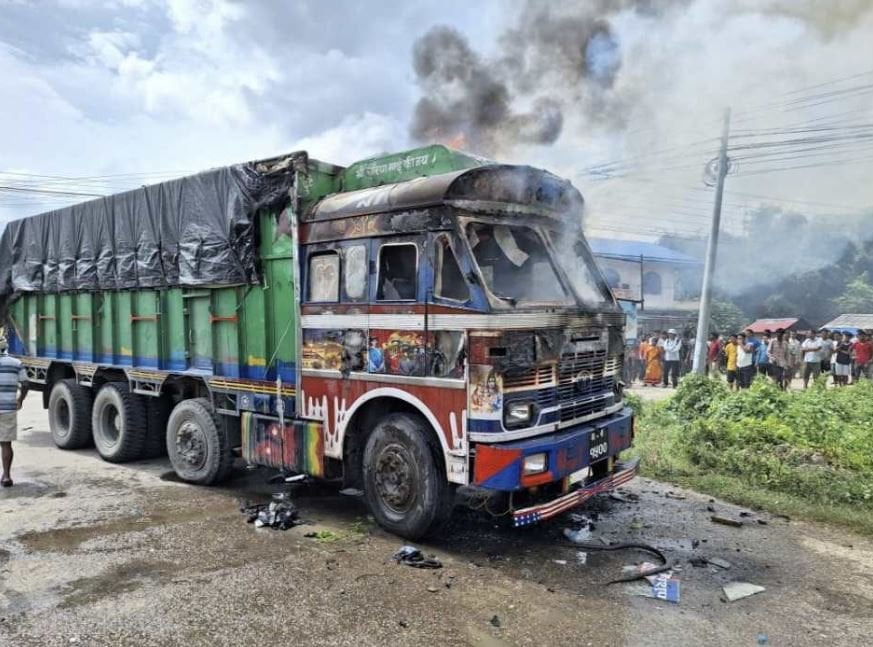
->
xmin=0 ymin=160 xmax=295 ymax=308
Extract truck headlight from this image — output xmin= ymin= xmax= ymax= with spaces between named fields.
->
xmin=523 ymin=452 xmax=548 ymax=475
xmin=504 ymin=401 xmax=533 ymax=427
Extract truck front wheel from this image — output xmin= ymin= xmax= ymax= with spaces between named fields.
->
xmin=362 ymin=413 xmax=455 ymax=540
xmin=91 ymin=382 xmax=147 ymax=463
xmin=48 ymin=379 xmax=93 ymax=449
xmin=166 ymin=398 xmax=233 ymax=485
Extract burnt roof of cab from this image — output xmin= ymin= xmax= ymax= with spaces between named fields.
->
xmin=307 ymin=165 xmax=583 ymax=221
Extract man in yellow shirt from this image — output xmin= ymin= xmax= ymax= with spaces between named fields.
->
xmin=724 ymin=334 xmax=738 ymax=391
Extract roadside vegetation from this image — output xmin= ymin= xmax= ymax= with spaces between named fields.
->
xmin=626 ymin=375 xmax=873 ymax=534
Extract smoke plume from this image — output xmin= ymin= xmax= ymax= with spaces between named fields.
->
xmin=409 ymin=2 xmax=656 ymax=155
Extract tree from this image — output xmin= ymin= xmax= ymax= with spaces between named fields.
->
xmin=834 ymin=273 xmax=873 ymax=313
xmin=710 ymin=299 xmax=746 ymax=335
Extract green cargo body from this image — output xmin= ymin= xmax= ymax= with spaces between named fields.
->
xmin=7 ymin=212 xmax=298 ymax=385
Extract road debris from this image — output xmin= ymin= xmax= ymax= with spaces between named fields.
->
xmin=240 ymin=496 xmax=302 ymax=530
xmin=665 ymin=491 xmax=686 ymax=500
xmin=706 ymin=557 xmax=732 ymax=570
xmin=623 ymin=563 xmax=680 ymax=603
xmin=393 ymin=545 xmax=443 ymax=569
xmin=576 ymin=551 xmax=588 ymax=565
xmin=304 ymin=530 xmax=341 ymax=541
xmin=553 ymin=559 xmax=568 ymax=565
xmin=722 ymin=581 xmax=766 ymax=602
xmin=711 ymin=515 xmax=744 ymax=528
xmin=490 ymin=615 xmax=502 ymax=628
xmin=564 ymin=525 xmax=593 ymax=544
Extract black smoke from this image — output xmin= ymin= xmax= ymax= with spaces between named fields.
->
xmin=409 ymin=2 xmax=671 ymax=154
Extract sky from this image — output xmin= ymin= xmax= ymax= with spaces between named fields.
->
xmin=2 ymin=0 xmax=873 ymax=246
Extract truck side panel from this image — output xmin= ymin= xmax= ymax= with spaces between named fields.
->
xmin=8 ymin=209 xmax=298 ymax=387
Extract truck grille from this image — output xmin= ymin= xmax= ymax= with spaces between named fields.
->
xmin=557 ymin=350 xmax=619 ymax=423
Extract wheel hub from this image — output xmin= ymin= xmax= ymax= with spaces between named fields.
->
xmin=373 ymin=444 xmax=416 ymax=513
xmin=177 ymin=420 xmax=207 ymax=469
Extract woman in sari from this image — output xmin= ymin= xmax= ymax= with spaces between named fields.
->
xmin=643 ymin=336 xmax=663 ymax=386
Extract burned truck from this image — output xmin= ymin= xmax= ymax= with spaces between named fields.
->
xmin=0 ymin=145 xmax=637 ymax=539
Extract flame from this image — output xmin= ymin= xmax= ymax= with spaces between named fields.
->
xmin=444 ymin=132 xmax=467 ymax=150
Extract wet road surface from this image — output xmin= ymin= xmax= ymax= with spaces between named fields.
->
xmin=2 ymin=398 xmax=873 ymax=646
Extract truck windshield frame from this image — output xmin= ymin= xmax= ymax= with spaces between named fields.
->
xmin=461 ymin=217 xmax=610 ymax=309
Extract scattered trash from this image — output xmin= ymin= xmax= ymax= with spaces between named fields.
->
xmin=398 ymin=620 xmax=409 ymax=628
xmin=757 ymin=519 xmax=769 ymax=525
xmin=706 ymin=504 xmax=716 ymax=513
xmin=490 ymin=615 xmax=502 ymax=628
xmin=553 ymin=559 xmax=568 ymax=565
xmin=576 ymin=551 xmax=588 ymax=565
xmin=649 ymin=572 xmax=681 ymax=603
xmin=722 ymin=581 xmax=766 ymax=602
xmin=393 ymin=545 xmax=443 ymax=569
xmin=339 ymin=487 xmax=363 ymax=497
xmin=240 ymin=496 xmax=302 ymax=531
xmin=623 ymin=563 xmax=680 ymax=603
xmin=710 ymin=515 xmax=744 ymax=528
xmin=304 ymin=530 xmax=341 ymax=541
xmin=568 ymin=512 xmax=589 ymax=523
xmin=689 ymin=557 xmax=708 ymax=568
xmin=706 ymin=557 xmax=732 ymax=570
xmin=426 ymin=585 xmax=440 ymax=593
xmin=757 ymin=633 xmax=769 ymax=645
xmin=665 ymin=491 xmax=686 ymax=500
xmin=629 ymin=517 xmax=643 ymax=531
xmin=739 ymin=511 xmax=752 ymax=517
xmin=564 ymin=526 xmax=593 ymax=544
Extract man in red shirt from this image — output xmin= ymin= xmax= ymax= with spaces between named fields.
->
xmin=707 ymin=333 xmax=722 ymax=376
xmin=852 ymin=331 xmax=873 ymax=382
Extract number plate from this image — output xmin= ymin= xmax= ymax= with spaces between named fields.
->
xmin=589 ymin=427 xmax=609 ymax=463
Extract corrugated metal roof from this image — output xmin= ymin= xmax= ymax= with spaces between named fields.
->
xmin=822 ymin=314 xmax=873 ymax=330
xmin=588 ymin=238 xmax=700 ymax=264
xmin=745 ymin=318 xmax=800 ymax=333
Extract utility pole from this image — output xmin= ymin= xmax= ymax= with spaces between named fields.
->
xmin=692 ymin=108 xmax=731 ymax=375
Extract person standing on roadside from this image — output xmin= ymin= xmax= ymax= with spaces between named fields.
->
xmin=787 ymin=331 xmax=802 ymax=383
xmin=661 ymin=329 xmax=682 ymax=389
xmin=833 ymin=332 xmax=853 ymax=387
xmin=0 ymin=336 xmax=29 ymax=488
xmin=852 ymin=330 xmax=873 ymax=382
xmin=736 ymin=332 xmax=755 ymax=389
xmin=725 ymin=334 xmax=739 ymax=391
xmin=768 ymin=329 xmax=790 ymax=390
xmin=802 ymin=332 xmax=823 ymax=389
xmin=819 ymin=330 xmax=835 ymax=376
xmin=707 ymin=333 xmax=722 ymax=376
xmin=756 ymin=330 xmax=772 ymax=378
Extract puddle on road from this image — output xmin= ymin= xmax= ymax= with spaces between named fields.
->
xmin=59 ymin=559 xmax=176 ymax=609
xmin=17 ymin=502 xmax=231 ymax=553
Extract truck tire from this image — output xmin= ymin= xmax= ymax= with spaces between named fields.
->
xmin=142 ymin=397 xmax=172 ymax=459
xmin=91 ymin=382 xmax=148 ymax=463
xmin=166 ymin=398 xmax=233 ymax=485
xmin=48 ymin=379 xmax=93 ymax=449
xmin=362 ymin=413 xmax=455 ymax=540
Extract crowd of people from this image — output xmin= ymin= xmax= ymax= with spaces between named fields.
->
xmin=624 ymin=327 xmax=873 ymax=390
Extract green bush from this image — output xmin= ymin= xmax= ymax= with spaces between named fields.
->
xmin=635 ymin=377 xmax=873 ymax=510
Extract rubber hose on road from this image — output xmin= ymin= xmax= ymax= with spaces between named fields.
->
xmin=566 ymin=541 xmax=674 ymax=584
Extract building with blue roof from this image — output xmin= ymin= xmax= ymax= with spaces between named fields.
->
xmin=588 ymin=237 xmax=703 ymax=334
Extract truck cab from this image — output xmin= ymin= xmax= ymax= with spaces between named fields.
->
xmin=291 ymin=147 xmax=637 ymax=537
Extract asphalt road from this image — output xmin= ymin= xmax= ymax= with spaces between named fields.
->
xmin=2 ymin=397 xmax=873 ymax=646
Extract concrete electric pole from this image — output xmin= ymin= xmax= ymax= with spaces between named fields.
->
xmin=692 ymin=108 xmax=731 ymax=375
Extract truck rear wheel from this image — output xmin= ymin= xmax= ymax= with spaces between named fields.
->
xmin=91 ymin=382 xmax=147 ymax=463
xmin=48 ymin=379 xmax=93 ymax=449
xmin=166 ymin=398 xmax=233 ymax=485
xmin=362 ymin=413 xmax=455 ymax=540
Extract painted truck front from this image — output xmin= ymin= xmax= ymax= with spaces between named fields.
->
xmin=3 ymin=145 xmax=636 ymax=539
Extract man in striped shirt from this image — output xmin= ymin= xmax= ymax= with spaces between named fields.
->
xmin=0 ymin=336 xmax=29 ymax=487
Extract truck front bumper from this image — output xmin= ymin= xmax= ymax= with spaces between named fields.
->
xmin=512 ymin=457 xmax=639 ymax=527
xmin=469 ymin=406 xmax=637 ymax=527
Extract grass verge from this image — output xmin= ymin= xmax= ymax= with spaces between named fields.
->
xmin=626 ymin=376 xmax=873 ymax=536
